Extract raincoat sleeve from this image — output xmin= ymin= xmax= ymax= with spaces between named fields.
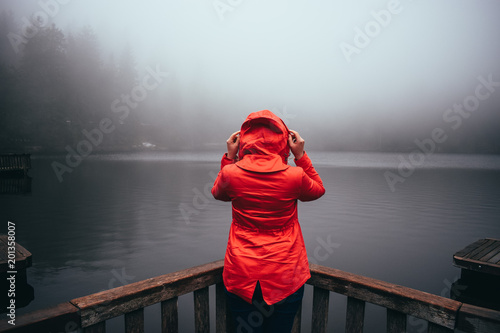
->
xmin=294 ymin=151 xmax=325 ymax=201
xmin=211 ymin=153 xmax=235 ymax=202
xmin=220 ymin=153 xmax=237 ymax=170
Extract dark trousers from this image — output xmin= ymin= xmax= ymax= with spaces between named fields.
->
xmin=225 ymin=283 xmax=304 ymax=333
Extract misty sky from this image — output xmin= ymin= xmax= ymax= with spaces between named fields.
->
xmin=2 ymin=0 xmax=500 ymax=146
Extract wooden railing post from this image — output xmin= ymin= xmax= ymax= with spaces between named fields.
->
xmin=311 ymin=286 xmax=329 ymax=333
xmin=387 ymin=309 xmax=406 ymax=333
xmin=125 ymin=308 xmax=144 ymax=333
xmin=346 ymin=297 xmax=365 ymax=333
xmin=194 ymin=286 xmax=210 ymax=333
xmin=161 ymin=297 xmax=178 ymax=333
xmin=216 ymin=282 xmax=232 ymax=333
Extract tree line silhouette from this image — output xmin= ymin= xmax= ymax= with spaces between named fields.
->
xmin=1 ymin=10 xmax=499 ymax=154
xmin=0 ymin=11 xmax=181 ymax=153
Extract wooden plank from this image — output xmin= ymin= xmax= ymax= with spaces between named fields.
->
xmin=345 ymin=297 xmax=365 ymax=333
xmin=479 ymin=243 xmax=500 ymax=262
xmin=0 ymin=302 xmax=80 ymax=333
xmin=125 ymin=308 xmax=144 ymax=333
xmin=470 ymin=241 xmax=500 ymax=261
xmin=308 ymin=263 xmax=461 ymax=329
xmin=427 ymin=322 xmax=453 ymax=333
xmin=464 ymin=239 xmax=495 ymax=259
xmin=84 ymin=321 xmax=105 ymax=333
xmin=462 ymin=239 xmax=495 ymax=259
xmin=387 ymin=309 xmax=406 ymax=333
xmin=487 ymin=249 xmax=500 ymax=264
xmin=291 ymin=303 xmax=302 ymax=333
xmin=311 ymin=286 xmax=329 ymax=333
xmin=215 ymin=282 xmax=229 ymax=333
xmin=194 ymin=286 xmax=210 ymax=333
xmin=161 ymin=297 xmax=178 ymax=333
xmin=456 ymin=303 xmax=500 ymax=333
xmin=454 ymin=239 xmax=488 ymax=258
xmin=71 ymin=259 xmax=223 ymax=327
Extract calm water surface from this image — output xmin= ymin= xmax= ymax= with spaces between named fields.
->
xmin=2 ymin=151 xmax=500 ymax=332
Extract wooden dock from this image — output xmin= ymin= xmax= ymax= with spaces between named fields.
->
xmin=0 ymin=154 xmax=31 ymax=175
xmin=0 ymin=154 xmax=32 ymax=194
xmin=453 ymin=238 xmax=500 ymax=277
xmin=0 ymin=235 xmax=32 ymax=272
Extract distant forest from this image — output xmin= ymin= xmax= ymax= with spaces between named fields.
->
xmin=0 ymin=11 xmax=185 ymax=154
xmin=1 ymin=10 xmax=499 ymax=154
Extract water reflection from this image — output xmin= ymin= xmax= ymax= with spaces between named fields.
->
xmin=0 ymin=173 xmax=31 ymax=195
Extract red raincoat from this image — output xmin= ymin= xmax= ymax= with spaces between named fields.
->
xmin=212 ymin=110 xmax=325 ymax=305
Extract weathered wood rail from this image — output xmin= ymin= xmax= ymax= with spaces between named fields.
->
xmin=0 ymin=154 xmax=31 ymax=175
xmin=1 ymin=259 xmax=499 ymax=333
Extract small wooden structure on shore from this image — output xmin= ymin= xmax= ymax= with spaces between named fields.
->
xmin=0 ymin=259 xmax=499 ymax=333
xmin=0 ymin=154 xmax=32 ymax=195
xmin=0 ymin=154 xmax=31 ymax=176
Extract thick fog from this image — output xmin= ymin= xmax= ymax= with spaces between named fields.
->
xmin=1 ymin=0 xmax=500 ymax=153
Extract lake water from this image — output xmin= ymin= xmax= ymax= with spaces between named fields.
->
xmin=2 ymin=151 xmax=500 ymax=332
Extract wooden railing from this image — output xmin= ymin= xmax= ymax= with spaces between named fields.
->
xmin=1 ymin=259 xmax=499 ymax=333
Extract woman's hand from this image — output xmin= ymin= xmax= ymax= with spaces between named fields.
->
xmin=288 ymin=130 xmax=305 ymax=160
xmin=226 ymin=131 xmax=240 ymax=159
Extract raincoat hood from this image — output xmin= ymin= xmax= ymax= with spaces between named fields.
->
xmin=236 ymin=110 xmax=290 ymax=173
